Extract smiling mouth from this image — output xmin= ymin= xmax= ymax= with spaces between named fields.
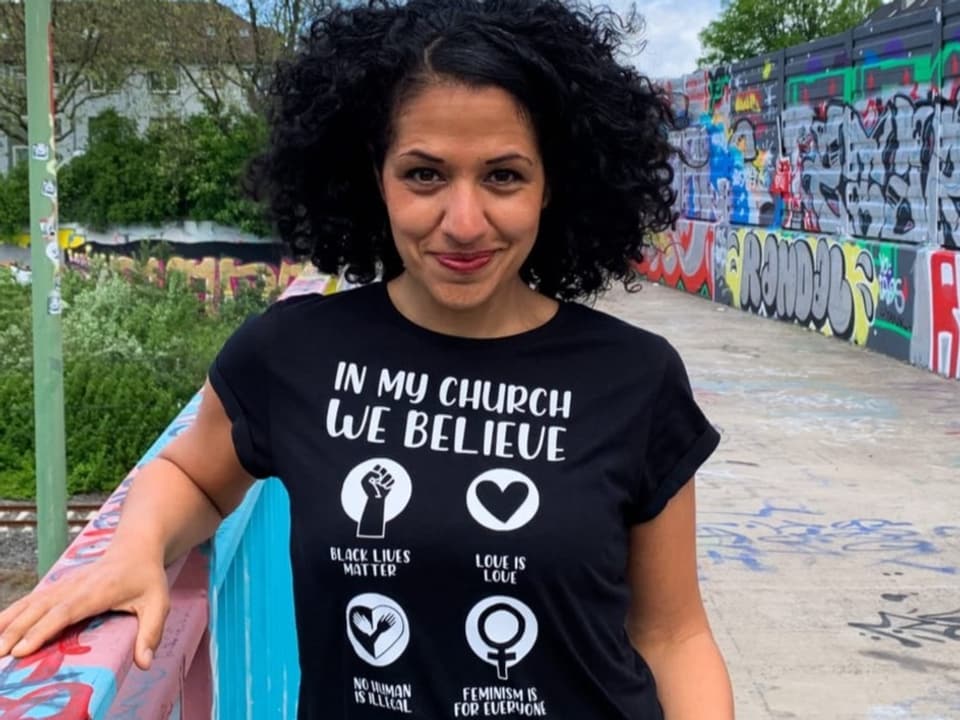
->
xmin=433 ymin=251 xmax=496 ymax=273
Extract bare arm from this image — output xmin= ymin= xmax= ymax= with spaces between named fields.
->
xmin=111 ymin=379 xmax=257 ymax=567
xmin=626 ymin=480 xmax=734 ymax=720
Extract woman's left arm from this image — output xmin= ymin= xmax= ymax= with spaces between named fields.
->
xmin=626 ymin=478 xmax=734 ymax=720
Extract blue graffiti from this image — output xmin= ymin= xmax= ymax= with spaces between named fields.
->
xmin=698 ymin=504 xmax=958 ymax=575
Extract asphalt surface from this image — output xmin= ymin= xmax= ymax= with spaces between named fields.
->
xmin=598 ymin=282 xmax=960 ymax=720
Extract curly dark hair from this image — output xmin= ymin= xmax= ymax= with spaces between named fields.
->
xmin=249 ymin=0 xmax=678 ymax=300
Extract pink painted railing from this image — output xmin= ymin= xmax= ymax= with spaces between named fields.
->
xmin=0 ymin=474 xmax=212 ymax=719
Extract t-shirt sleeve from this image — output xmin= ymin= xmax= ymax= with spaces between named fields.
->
xmin=207 ymin=311 xmax=275 ymax=480
xmin=628 ymin=341 xmax=720 ymax=524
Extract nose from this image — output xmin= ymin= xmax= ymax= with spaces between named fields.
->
xmin=440 ymin=182 xmax=487 ymax=245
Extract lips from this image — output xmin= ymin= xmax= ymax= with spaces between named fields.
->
xmin=434 ymin=251 xmax=496 ymax=273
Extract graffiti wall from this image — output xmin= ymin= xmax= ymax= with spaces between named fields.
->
xmin=65 ymin=240 xmax=311 ymax=302
xmin=641 ymin=3 xmax=960 ymax=379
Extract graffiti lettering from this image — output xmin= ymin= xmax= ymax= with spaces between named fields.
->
xmin=733 ymin=90 xmax=762 ymax=114
xmin=930 ymin=251 xmax=960 ymax=378
xmin=718 ymin=230 xmax=878 ymax=344
xmin=779 ymin=94 xmax=938 ymax=244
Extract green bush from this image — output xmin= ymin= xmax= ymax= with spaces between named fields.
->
xmin=146 ymin=112 xmax=269 ymax=235
xmin=58 ymin=111 xmax=175 ymax=230
xmin=3 ymin=108 xmax=270 ymax=239
xmin=0 ymin=163 xmax=30 ymax=242
xmin=0 ymin=257 xmax=273 ymax=499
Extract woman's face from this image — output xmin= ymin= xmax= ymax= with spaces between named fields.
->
xmin=379 ymin=82 xmax=548 ymax=313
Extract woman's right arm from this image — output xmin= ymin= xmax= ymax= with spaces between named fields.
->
xmin=0 ymin=379 xmax=255 ymax=670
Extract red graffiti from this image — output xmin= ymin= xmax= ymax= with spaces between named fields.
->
xmin=639 ymin=221 xmax=715 ymax=298
xmin=63 ymin=528 xmax=114 ymax=564
xmin=0 ymin=625 xmax=94 ymax=719
xmin=11 ymin=628 xmax=92 ymax=684
xmin=930 ymin=251 xmax=960 ymax=379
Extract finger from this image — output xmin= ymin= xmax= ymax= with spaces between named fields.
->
xmin=134 ymin=591 xmax=170 ymax=671
xmin=0 ymin=595 xmax=32 ymax=636
xmin=0 ymin=593 xmax=57 ymax=657
xmin=8 ymin=602 xmax=79 ymax=659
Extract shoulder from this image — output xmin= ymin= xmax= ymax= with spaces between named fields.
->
xmin=256 ymin=282 xmax=382 ymax=328
xmin=562 ymin=298 xmax=677 ymax=370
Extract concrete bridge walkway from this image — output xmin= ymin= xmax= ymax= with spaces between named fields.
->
xmin=597 ymin=283 xmax=960 ymax=720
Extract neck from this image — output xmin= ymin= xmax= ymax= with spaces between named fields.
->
xmin=387 ymin=274 xmax=558 ymax=339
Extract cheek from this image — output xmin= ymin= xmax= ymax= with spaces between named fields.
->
xmin=383 ymin=186 xmax=439 ymax=243
xmin=491 ymin=198 xmax=542 ymax=248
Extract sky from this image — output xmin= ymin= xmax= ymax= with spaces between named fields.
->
xmin=222 ymin=0 xmax=725 ymax=81
xmin=606 ymin=0 xmax=724 ymax=79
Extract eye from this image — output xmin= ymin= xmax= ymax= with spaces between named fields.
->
xmin=487 ymin=169 xmax=523 ymax=185
xmin=405 ymin=167 xmax=443 ymax=184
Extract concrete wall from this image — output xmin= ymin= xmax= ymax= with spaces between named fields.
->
xmin=641 ymin=1 xmax=960 ymax=379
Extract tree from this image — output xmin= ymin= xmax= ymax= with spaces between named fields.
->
xmin=145 ymin=0 xmax=335 ymax=116
xmin=0 ymin=1 xmax=346 ymax=149
xmin=698 ymin=0 xmax=884 ymax=67
xmin=0 ymin=0 xmax=169 ymax=147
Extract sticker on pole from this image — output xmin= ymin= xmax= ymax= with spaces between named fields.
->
xmin=45 ymin=241 xmax=60 ymax=265
xmin=47 ymin=289 xmax=62 ymax=316
xmin=32 ymin=143 xmax=50 ymax=161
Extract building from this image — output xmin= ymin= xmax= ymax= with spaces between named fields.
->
xmin=0 ymin=0 xmax=274 ymax=175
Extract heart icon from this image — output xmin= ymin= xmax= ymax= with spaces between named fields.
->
xmin=349 ymin=604 xmax=405 ymax=659
xmin=476 ymin=481 xmax=529 ymax=524
xmin=466 ymin=470 xmax=540 ymax=532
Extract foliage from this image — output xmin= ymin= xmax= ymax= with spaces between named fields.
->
xmin=0 ymin=0 xmax=341 ymax=141
xmin=698 ymin=0 xmax=883 ymax=66
xmin=146 ymin=112 xmax=269 ymax=233
xmin=50 ymin=108 xmax=269 ymax=236
xmin=57 ymin=111 xmax=175 ymax=230
xmin=0 ymin=256 xmax=274 ymax=499
xmin=0 ymin=163 xmax=29 ymax=243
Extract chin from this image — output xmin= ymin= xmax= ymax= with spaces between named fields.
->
xmin=425 ymin=279 xmax=499 ymax=312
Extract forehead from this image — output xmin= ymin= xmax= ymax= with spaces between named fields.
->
xmin=389 ymin=83 xmax=540 ymax=158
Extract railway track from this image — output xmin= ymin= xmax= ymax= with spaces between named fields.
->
xmin=0 ymin=501 xmax=104 ymax=533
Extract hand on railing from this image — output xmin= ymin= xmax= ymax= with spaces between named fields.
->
xmin=0 ymin=545 xmax=170 ymax=671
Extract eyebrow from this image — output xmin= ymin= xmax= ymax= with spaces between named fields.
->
xmin=397 ymin=149 xmax=534 ymax=166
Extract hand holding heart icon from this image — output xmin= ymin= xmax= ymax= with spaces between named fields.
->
xmin=345 ymin=593 xmax=410 ymax=666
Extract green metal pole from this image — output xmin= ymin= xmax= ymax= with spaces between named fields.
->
xmin=25 ymin=0 xmax=68 ymax=575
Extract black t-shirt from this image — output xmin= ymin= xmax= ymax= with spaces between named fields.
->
xmin=209 ymin=282 xmax=720 ymax=720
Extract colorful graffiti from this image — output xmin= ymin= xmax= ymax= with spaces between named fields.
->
xmin=861 ymin=242 xmax=917 ymax=361
xmin=644 ymin=16 xmax=960 ymax=378
xmin=639 ymin=220 xmax=715 ymax=298
xmin=919 ymin=249 xmax=960 ymax=379
xmin=715 ymin=228 xmax=878 ymax=345
xmin=780 ymin=95 xmax=938 ymax=244
xmin=65 ymin=243 xmax=310 ymax=302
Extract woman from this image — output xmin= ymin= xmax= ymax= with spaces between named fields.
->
xmin=0 ymin=0 xmax=734 ymax=717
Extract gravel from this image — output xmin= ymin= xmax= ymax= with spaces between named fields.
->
xmin=0 ymin=492 xmax=111 ymax=572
